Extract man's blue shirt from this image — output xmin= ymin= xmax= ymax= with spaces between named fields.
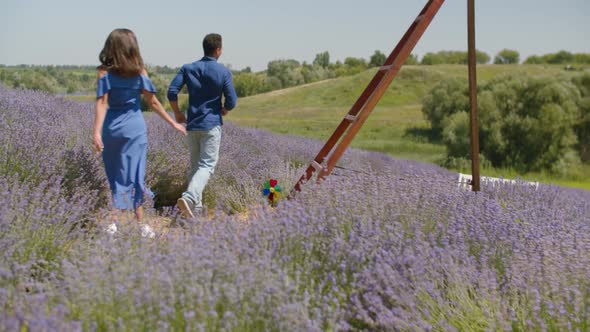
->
xmin=167 ymin=56 xmax=237 ymax=130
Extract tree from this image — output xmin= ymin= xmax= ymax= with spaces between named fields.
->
xmin=267 ymin=59 xmax=304 ymax=88
xmin=421 ymin=52 xmax=444 ymax=65
xmin=404 ymin=54 xmax=419 ymax=65
xmin=421 ymin=77 xmax=469 ymax=137
xmin=234 ymin=72 xmax=269 ymax=97
xmin=331 ymin=57 xmax=368 ymax=77
xmin=313 ymin=51 xmax=330 ymax=68
xmin=344 ymin=57 xmax=367 ymax=68
xmin=546 ymin=50 xmax=574 ymax=64
xmin=423 ymin=74 xmax=582 ymax=172
xmin=265 ymin=76 xmax=282 ymax=91
xmin=572 ymin=73 xmax=590 ymax=162
xmin=369 ymin=50 xmax=386 ymax=67
xmin=421 ymin=50 xmax=489 ymax=65
xmin=524 ymin=55 xmax=543 ymax=64
xmin=442 ymin=112 xmax=471 ymax=158
xmin=267 ymin=59 xmax=300 ymax=77
xmin=524 ymin=52 xmax=590 ymax=65
xmin=494 ymin=49 xmax=520 ymax=64
xmin=475 ymin=50 xmax=491 ymax=64
xmin=487 ymin=75 xmax=580 ymax=172
xmin=573 ymin=53 xmax=590 ymax=64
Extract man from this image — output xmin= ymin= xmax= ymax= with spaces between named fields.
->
xmin=167 ymin=33 xmax=237 ymax=218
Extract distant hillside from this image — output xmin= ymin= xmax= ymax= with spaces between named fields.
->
xmin=228 ymin=64 xmax=577 ymax=162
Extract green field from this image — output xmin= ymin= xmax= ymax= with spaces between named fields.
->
xmin=224 ymin=64 xmax=590 ymax=190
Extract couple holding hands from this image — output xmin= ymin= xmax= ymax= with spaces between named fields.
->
xmin=92 ymin=29 xmax=237 ymax=228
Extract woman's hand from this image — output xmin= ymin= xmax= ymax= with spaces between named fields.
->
xmin=93 ymin=133 xmax=104 ymax=153
xmin=174 ymin=123 xmax=187 ymax=136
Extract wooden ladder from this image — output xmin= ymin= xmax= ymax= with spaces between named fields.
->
xmin=291 ymin=0 xmax=446 ymax=194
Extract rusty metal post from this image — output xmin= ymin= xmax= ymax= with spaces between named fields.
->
xmin=467 ymin=0 xmax=480 ymax=191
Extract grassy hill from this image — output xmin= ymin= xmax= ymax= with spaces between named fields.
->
xmin=225 ymin=64 xmax=589 ymax=189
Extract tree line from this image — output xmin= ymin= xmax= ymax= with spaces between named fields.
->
xmin=1 ymin=50 xmax=589 ymax=99
xmin=232 ymin=51 xmax=400 ymax=97
xmin=234 ymin=50 xmax=590 ymax=97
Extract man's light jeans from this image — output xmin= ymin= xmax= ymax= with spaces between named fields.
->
xmin=182 ymin=126 xmax=221 ymax=210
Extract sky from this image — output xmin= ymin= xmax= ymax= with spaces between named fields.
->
xmin=0 ymin=0 xmax=588 ymax=71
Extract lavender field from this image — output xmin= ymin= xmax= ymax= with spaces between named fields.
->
xmin=0 ymin=84 xmax=589 ymax=331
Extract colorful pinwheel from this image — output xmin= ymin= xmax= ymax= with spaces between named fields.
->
xmin=262 ymin=179 xmax=281 ymax=206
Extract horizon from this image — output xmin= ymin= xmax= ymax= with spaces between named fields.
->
xmin=1 ymin=0 xmax=588 ymax=71
xmin=0 ymin=48 xmax=587 ymax=72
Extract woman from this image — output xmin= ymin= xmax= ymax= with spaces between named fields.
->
xmin=92 ymin=28 xmax=186 ymax=233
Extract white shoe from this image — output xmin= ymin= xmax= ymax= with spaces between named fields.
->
xmin=177 ymin=198 xmax=195 ymax=218
xmin=140 ymin=224 xmax=155 ymax=238
xmin=106 ymin=223 xmax=118 ymax=234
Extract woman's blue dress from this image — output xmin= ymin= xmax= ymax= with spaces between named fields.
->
xmin=96 ymin=72 xmax=156 ymax=210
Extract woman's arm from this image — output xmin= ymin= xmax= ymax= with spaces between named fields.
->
xmin=93 ymin=70 xmax=108 ymax=152
xmin=143 ymin=92 xmax=186 ymax=135
xmin=141 ymin=69 xmax=186 ymax=135
xmin=93 ymin=95 xmax=107 ymax=152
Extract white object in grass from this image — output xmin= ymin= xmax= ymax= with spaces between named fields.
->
xmin=140 ymin=224 xmax=155 ymax=239
xmin=106 ymin=223 xmax=118 ymax=234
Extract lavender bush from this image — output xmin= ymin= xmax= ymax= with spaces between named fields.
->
xmin=0 ymin=84 xmax=589 ymax=331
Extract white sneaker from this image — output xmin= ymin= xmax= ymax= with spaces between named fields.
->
xmin=140 ymin=224 xmax=155 ymax=238
xmin=177 ymin=197 xmax=195 ymax=218
xmin=106 ymin=223 xmax=118 ymax=234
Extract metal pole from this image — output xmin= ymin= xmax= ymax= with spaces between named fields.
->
xmin=467 ymin=0 xmax=480 ymax=191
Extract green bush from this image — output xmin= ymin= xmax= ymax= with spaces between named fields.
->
xmin=494 ymin=49 xmax=520 ymax=64
xmin=421 ymin=78 xmax=469 ymax=138
xmin=421 ymin=50 xmax=490 ymax=65
xmin=234 ymin=72 xmax=270 ymax=97
xmin=481 ymin=74 xmax=580 ymax=172
xmin=442 ymin=111 xmax=471 ymax=158
xmin=423 ymin=73 xmax=585 ymax=173
xmin=572 ymin=73 xmax=590 ymax=162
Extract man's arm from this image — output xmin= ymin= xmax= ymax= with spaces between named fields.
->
xmin=167 ymin=67 xmax=187 ymax=123
xmin=222 ymin=70 xmax=237 ymax=114
xmin=170 ymin=100 xmax=185 ymax=123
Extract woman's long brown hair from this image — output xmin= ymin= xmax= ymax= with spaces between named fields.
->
xmin=98 ymin=28 xmax=144 ymax=77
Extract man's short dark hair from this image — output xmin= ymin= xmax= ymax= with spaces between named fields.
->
xmin=203 ymin=33 xmax=222 ymax=56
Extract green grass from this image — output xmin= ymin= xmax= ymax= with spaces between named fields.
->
xmin=227 ymin=64 xmax=590 ymax=190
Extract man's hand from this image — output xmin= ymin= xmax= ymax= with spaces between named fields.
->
xmin=221 ymin=108 xmax=229 ymax=116
xmin=174 ymin=111 xmax=187 ymax=124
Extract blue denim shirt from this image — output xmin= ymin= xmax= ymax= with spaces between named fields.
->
xmin=167 ymin=56 xmax=237 ymax=130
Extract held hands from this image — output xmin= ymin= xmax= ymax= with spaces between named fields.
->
xmin=170 ymin=109 xmax=187 ymax=135
xmin=174 ymin=122 xmax=187 ymax=136
xmin=174 ymin=112 xmax=187 ymax=124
